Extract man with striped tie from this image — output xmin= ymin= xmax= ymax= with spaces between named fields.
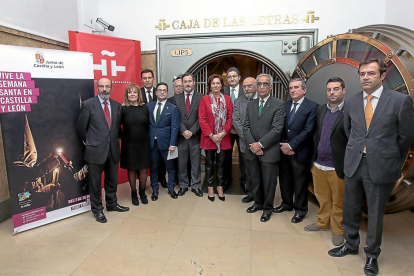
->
xmin=223 ymin=67 xmax=245 ymax=192
xmin=78 ymin=77 xmax=129 ymax=223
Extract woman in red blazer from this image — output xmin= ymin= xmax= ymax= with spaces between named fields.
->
xmin=199 ymin=74 xmax=233 ymax=202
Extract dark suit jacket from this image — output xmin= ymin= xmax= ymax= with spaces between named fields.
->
xmin=233 ymin=95 xmax=250 ymax=153
xmin=344 ymin=88 xmax=414 ymax=184
xmin=224 ymin=84 xmax=244 ymax=99
xmin=313 ymin=104 xmax=347 ymax=179
xmin=174 ymin=91 xmax=202 ymax=144
xmin=141 ymin=87 xmax=156 ymax=104
xmin=77 ymin=96 xmax=121 ymax=164
xmin=147 ymin=100 xmax=181 ymax=151
xmin=243 ymin=96 xmax=285 ymax=163
xmin=281 ymin=97 xmax=318 ymax=163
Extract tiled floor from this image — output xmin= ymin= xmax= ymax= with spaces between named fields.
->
xmin=1 ymin=183 xmax=414 ymax=276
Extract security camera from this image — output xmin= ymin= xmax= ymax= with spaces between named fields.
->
xmin=96 ymin=18 xmax=115 ymax=32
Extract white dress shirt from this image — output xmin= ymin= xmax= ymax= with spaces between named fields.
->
xmin=363 ymin=85 xmax=383 ymax=113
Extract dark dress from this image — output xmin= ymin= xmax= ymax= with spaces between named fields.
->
xmin=120 ymin=105 xmax=151 ymax=170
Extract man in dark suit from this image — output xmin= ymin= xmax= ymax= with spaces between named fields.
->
xmin=77 ymin=77 xmax=129 ymax=223
xmin=147 ymin=82 xmax=181 ymax=200
xmin=141 ymin=69 xmax=167 ymax=187
xmin=243 ymin=73 xmax=285 ymax=222
xmin=141 ymin=69 xmax=157 ymax=104
xmin=174 ymin=73 xmax=203 ymax=197
xmin=274 ymin=78 xmax=318 ymax=223
xmin=304 ymin=77 xmax=347 ymax=247
xmin=233 ymin=77 xmax=257 ymax=203
xmin=328 ymin=58 xmax=414 ymax=276
xmin=223 ymin=67 xmax=245 ymax=191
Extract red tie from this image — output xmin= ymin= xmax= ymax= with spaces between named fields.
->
xmin=186 ymin=93 xmax=190 ymax=115
xmin=103 ymin=101 xmax=111 ymax=128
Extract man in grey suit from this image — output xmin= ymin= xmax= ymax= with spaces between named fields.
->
xmin=243 ymin=73 xmax=285 ymax=222
xmin=223 ymin=67 xmax=245 ymax=191
xmin=328 ymin=58 xmax=414 ymax=276
xmin=174 ymin=73 xmax=203 ymax=197
xmin=77 ymin=77 xmax=129 ymax=223
xmin=233 ymin=77 xmax=257 ymax=203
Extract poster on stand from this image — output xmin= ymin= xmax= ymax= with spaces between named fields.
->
xmin=68 ymin=31 xmax=142 ymax=184
xmin=0 ymin=45 xmax=94 ymax=234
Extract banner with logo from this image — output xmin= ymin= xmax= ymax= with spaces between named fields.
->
xmin=0 ymin=45 xmax=94 ymax=234
xmin=68 ymin=31 xmax=142 ymax=184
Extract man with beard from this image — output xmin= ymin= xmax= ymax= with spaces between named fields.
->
xmin=78 ymin=77 xmax=129 ymax=223
xmin=174 ymin=73 xmax=203 ymax=197
xmin=233 ymin=77 xmax=257 ymax=203
xmin=304 ymin=77 xmax=347 ymax=247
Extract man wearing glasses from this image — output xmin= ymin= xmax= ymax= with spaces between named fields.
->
xmin=243 ymin=74 xmax=285 ymax=222
xmin=141 ymin=69 xmax=167 ymax=188
xmin=233 ymin=77 xmax=258 ymax=203
xmin=78 ymin=77 xmax=129 ymax=223
xmin=224 ymin=67 xmax=245 ymax=192
xmin=147 ymin=82 xmax=181 ymax=200
xmin=274 ymin=78 xmax=318 ymax=224
xmin=168 ymin=75 xmax=184 ymax=105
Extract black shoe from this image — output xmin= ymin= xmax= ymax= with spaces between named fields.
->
xmin=139 ymin=189 xmax=148 ymax=204
xmin=242 ymin=195 xmax=254 ymax=203
xmin=106 ymin=203 xmax=130 ymax=212
xmin=218 ymin=195 xmax=225 ymax=201
xmin=177 ymin=188 xmax=188 ymax=196
xmin=168 ymin=190 xmax=178 ymax=199
xmin=273 ymin=205 xmax=293 ymax=213
xmin=208 ymin=195 xmax=215 ymax=202
xmin=159 ymin=180 xmax=168 ymax=188
xmin=131 ymin=190 xmax=139 ymax=206
xmin=291 ymin=213 xmax=305 ymax=223
xmin=364 ymin=257 xmax=379 ymax=276
xmin=246 ymin=205 xmax=262 ymax=213
xmin=93 ymin=211 xmax=107 ymax=223
xmin=151 ymin=191 xmax=159 ymax=201
xmin=328 ymin=245 xmax=359 ymax=257
xmin=191 ymin=188 xmax=203 ymax=197
xmin=260 ymin=212 xmax=271 ymax=222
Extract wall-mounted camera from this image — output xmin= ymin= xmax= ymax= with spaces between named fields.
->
xmin=96 ymin=18 xmax=115 ymax=32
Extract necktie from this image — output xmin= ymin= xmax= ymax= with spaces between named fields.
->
xmin=259 ymin=99 xmax=264 ymax=115
xmin=365 ymin=95 xmax=374 ymax=130
xmin=186 ymin=93 xmax=191 ymax=115
xmin=231 ymin=88 xmax=236 ymax=103
xmin=147 ymin=90 xmax=153 ymax=102
xmin=289 ymin=103 xmax=298 ymax=124
xmin=156 ymin=102 xmax=162 ymax=123
xmin=103 ymin=101 xmax=111 ymax=128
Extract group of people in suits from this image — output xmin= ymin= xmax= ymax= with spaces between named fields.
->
xmin=78 ymin=58 xmax=414 ymax=276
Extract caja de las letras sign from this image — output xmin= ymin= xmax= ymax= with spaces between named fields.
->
xmin=156 ymin=11 xmax=319 ymax=31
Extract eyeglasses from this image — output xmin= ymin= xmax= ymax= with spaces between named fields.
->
xmin=243 ymin=84 xmax=254 ymax=89
xmin=97 ymin=85 xmax=112 ymax=89
xmin=227 ymin=74 xmax=239 ymax=79
xmin=174 ymin=85 xmax=184 ymax=89
xmin=157 ymin=89 xmax=168 ymax=93
xmin=257 ymin=82 xmax=270 ymax=87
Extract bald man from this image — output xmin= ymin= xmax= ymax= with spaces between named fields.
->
xmin=78 ymin=77 xmax=129 ymax=223
xmin=233 ymin=77 xmax=257 ymax=203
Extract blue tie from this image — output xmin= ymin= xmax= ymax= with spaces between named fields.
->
xmin=231 ymin=88 xmax=236 ymax=103
xmin=289 ymin=103 xmax=298 ymax=124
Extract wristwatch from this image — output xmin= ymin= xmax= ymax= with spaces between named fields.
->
xmin=209 ymin=133 xmax=214 ymax=139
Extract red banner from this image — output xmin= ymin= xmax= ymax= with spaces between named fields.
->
xmin=69 ymin=31 xmax=142 ymax=184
